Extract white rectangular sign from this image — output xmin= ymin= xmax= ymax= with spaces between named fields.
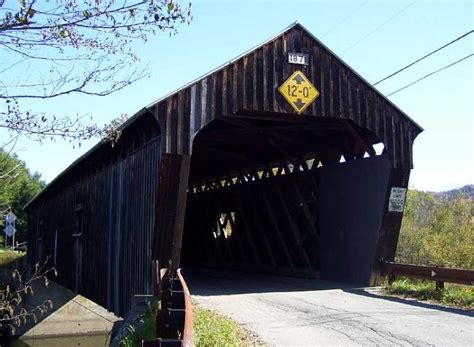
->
xmin=388 ymin=187 xmax=407 ymax=212
xmin=288 ymin=52 xmax=309 ymax=65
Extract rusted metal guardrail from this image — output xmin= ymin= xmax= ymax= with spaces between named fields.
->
xmin=143 ymin=268 xmax=193 ymax=347
xmin=381 ymin=261 xmax=474 ymax=289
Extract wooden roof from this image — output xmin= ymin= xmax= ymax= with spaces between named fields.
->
xmin=26 ymin=22 xmax=422 ymax=209
xmin=146 ymin=22 xmax=422 ymax=165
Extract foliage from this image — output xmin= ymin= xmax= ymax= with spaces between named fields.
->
xmin=396 ymin=188 xmax=474 ymax=269
xmin=0 ymin=249 xmax=25 ymax=268
xmin=385 ymin=277 xmax=474 ymax=309
xmin=0 ymin=256 xmax=57 ymax=335
xmin=121 ymin=300 xmax=249 ymax=347
xmin=121 ymin=300 xmax=160 ymax=346
xmin=0 ymin=0 xmax=191 ymax=144
xmin=193 ymin=304 xmax=248 ymax=347
xmin=0 ymin=148 xmax=45 ymax=243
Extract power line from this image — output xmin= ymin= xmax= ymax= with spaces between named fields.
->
xmin=374 ymin=30 xmax=474 ymax=85
xmin=322 ymin=1 xmax=369 ymax=38
xmin=386 ymin=53 xmax=473 ymax=96
xmin=342 ymin=0 xmax=417 ymax=54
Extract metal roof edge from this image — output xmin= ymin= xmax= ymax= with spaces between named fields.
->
xmin=145 ymin=21 xmax=302 ymax=109
xmin=25 ymin=21 xmax=424 ymax=210
xmin=295 ymin=21 xmax=424 ymax=132
xmin=24 ymin=107 xmax=151 ymax=210
xmin=145 ymin=20 xmax=422 ymax=132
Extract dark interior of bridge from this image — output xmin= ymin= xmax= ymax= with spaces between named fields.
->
xmin=181 ymin=112 xmax=391 ymax=284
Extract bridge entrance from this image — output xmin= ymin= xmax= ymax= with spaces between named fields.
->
xmin=181 ymin=112 xmax=390 ymax=283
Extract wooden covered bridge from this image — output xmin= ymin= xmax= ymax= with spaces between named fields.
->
xmin=25 ymin=22 xmax=422 ymax=319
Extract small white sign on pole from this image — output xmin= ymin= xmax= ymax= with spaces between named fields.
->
xmin=5 ymin=212 xmax=17 ymax=224
xmin=388 ymin=187 xmax=407 ymax=212
xmin=4 ymin=211 xmax=17 ymax=249
xmin=5 ymin=224 xmax=15 ymax=237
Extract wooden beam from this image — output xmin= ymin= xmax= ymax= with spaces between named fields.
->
xmin=152 ymin=153 xmax=191 ymax=272
xmin=232 ymin=191 xmax=261 ymax=266
xmin=273 ymin=184 xmax=313 ymax=271
xmin=258 ymin=185 xmax=295 ymax=269
xmin=370 ymin=167 xmax=411 ymax=285
xmin=237 ymin=175 xmax=277 ymax=267
xmin=341 ymin=121 xmax=376 ymax=156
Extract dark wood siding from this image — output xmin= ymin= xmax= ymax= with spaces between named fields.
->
xmin=27 ymin=134 xmax=161 ymax=317
xmin=25 ymin=23 xmax=423 ymax=312
xmin=150 ymin=24 xmax=421 ymax=168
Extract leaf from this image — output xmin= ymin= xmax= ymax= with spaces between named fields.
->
xmin=167 ymin=2 xmax=174 ymax=12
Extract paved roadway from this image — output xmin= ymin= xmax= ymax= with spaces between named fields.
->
xmin=186 ymin=268 xmax=473 ymax=346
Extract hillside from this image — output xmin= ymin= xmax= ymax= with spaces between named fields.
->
xmin=428 ymin=184 xmax=474 ymax=200
xmin=396 ymin=185 xmax=473 ymax=269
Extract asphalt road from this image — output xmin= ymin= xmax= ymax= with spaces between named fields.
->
xmin=186 ymin=268 xmax=474 ymax=346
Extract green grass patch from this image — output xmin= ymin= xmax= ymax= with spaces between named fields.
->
xmin=384 ymin=277 xmax=474 ymax=309
xmin=0 ymin=249 xmax=25 ymax=267
xmin=121 ymin=300 xmax=160 ymax=347
xmin=193 ymin=303 xmax=248 ymax=346
xmin=121 ymin=300 xmax=254 ymax=346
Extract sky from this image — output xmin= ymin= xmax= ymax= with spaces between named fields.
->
xmin=2 ymin=0 xmax=473 ymax=191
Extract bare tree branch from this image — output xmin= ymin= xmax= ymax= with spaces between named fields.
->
xmin=0 ymin=256 xmax=57 ymax=334
xmin=0 ymin=0 xmax=191 ymax=144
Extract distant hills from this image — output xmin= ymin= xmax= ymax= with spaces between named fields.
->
xmin=427 ymin=184 xmax=474 ymax=200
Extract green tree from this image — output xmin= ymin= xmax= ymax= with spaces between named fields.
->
xmin=396 ymin=188 xmax=474 ymax=269
xmin=0 ymin=149 xmax=45 ymax=244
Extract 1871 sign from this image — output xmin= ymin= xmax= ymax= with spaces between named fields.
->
xmin=288 ymin=52 xmax=309 ymax=65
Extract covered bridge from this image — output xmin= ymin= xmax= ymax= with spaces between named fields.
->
xmin=25 ymin=22 xmax=422 ymax=317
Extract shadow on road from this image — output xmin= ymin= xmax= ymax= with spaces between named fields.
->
xmin=344 ymin=287 xmax=474 ymax=318
xmin=185 ymin=267 xmax=473 ymax=317
xmin=185 ymin=267 xmax=361 ymax=295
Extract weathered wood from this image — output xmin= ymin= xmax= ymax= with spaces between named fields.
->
xmin=235 ymin=176 xmax=277 ymax=267
xmin=152 ymin=153 xmax=191 ymax=271
xmin=370 ymin=167 xmax=411 ymax=285
xmin=233 ymin=193 xmax=261 ymax=266
xmin=258 ymin=187 xmax=295 ymax=269
xmin=27 ymin=119 xmax=161 ymax=316
xmin=272 ymin=184 xmax=313 ymax=270
xmin=26 ymin=23 xmax=423 ymax=320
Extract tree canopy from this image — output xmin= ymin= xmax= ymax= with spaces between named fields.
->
xmin=0 ymin=148 xmax=45 ymax=244
xmin=396 ymin=187 xmax=474 ymax=269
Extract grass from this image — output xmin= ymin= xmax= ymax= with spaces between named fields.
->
xmin=193 ymin=303 xmax=250 ymax=346
xmin=121 ymin=300 xmax=256 ymax=346
xmin=121 ymin=300 xmax=160 ymax=347
xmin=384 ymin=277 xmax=474 ymax=309
xmin=0 ymin=249 xmax=25 ymax=267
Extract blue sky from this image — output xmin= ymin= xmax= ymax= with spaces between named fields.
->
xmin=4 ymin=0 xmax=473 ymax=191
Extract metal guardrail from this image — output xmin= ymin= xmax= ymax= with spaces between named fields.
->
xmin=143 ymin=268 xmax=193 ymax=347
xmin=380 ymin=261 xmax=474 ymax=289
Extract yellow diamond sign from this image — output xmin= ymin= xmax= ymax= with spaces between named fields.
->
xmin=278 ymin=70 xmax=320 ymax=114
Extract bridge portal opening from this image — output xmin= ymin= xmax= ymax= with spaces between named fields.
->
xmin=181 ymin=112 xmax=391 ymax=284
